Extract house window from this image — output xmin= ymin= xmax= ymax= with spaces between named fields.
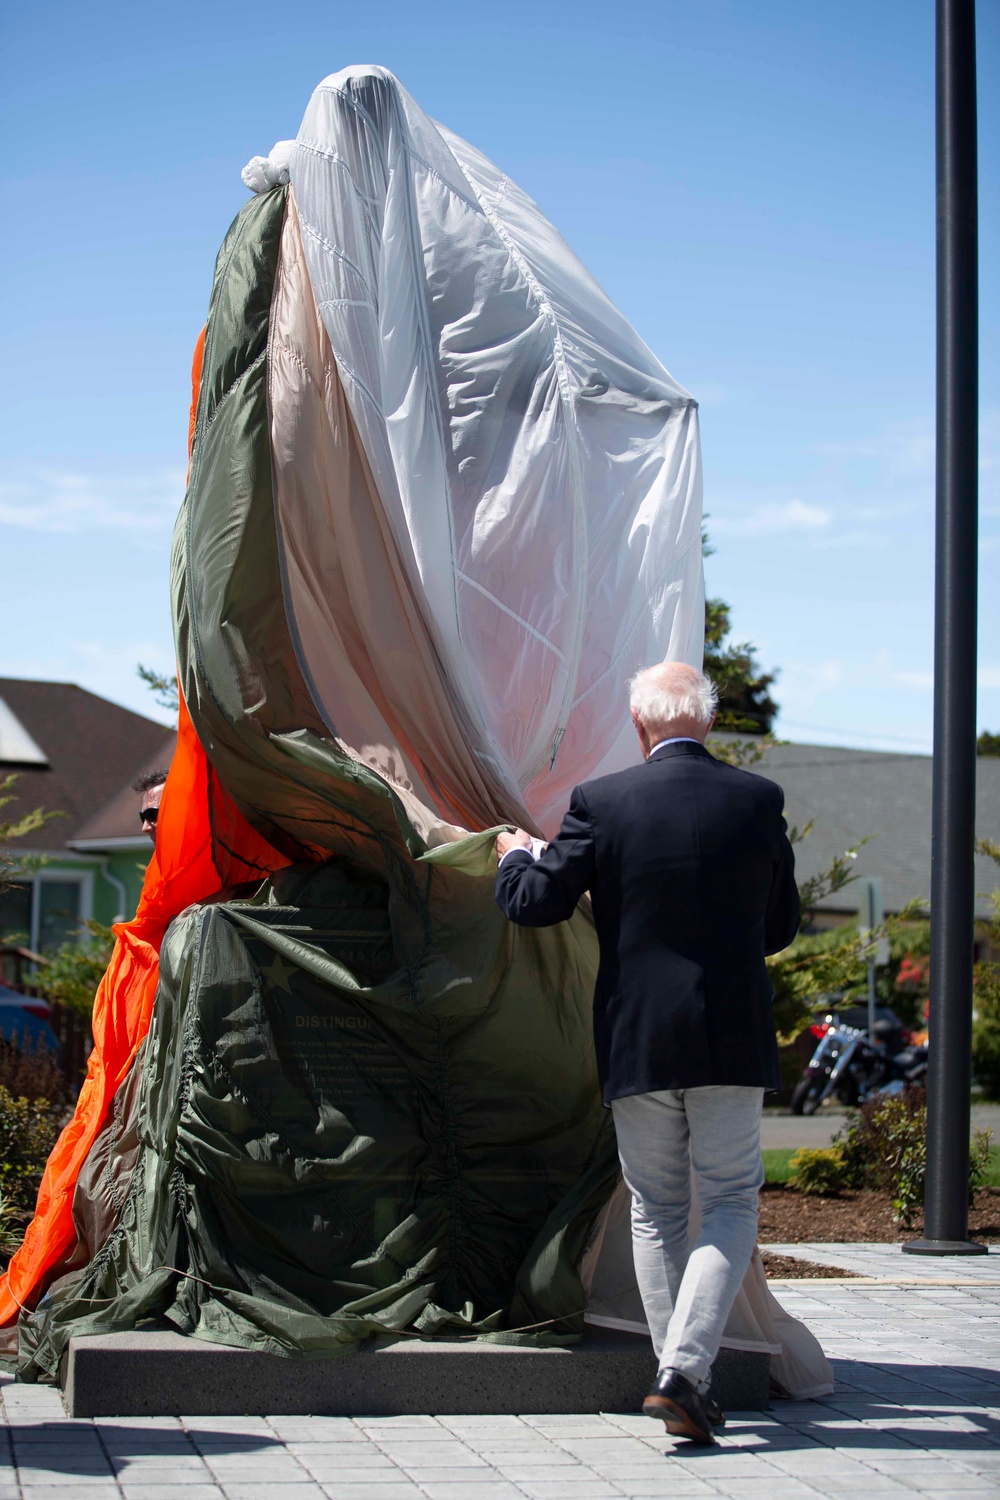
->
xmin=38 ymin=881 xmax=84 ymax=953
xmin=0 ymin=874 xmax=90 ymax=957
xmin=0 ymin=881 xmax=32 ymax=948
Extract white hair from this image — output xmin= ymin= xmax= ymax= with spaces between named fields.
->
xmin=628 ymin=664 xmax=719 ymax=731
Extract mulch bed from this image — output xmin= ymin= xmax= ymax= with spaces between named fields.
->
xmin=762 ymin=1252 xmax=860 ymax=1278
xmin=759 ymin=1183 xmax=1000 ymax=1244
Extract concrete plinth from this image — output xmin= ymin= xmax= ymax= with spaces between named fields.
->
xmin=60 ymin=1326 xmax=770 ymax=1417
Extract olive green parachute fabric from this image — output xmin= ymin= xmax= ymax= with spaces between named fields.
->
xmin=13 ymin=183 xmax=620 ymax=1380
xmin=17 ymin=858 xmax=615 ymax=1381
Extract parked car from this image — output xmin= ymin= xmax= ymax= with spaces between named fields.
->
xmin=0 ymin=983 xmax=60 ymax=1052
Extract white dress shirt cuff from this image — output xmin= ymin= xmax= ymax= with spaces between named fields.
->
xmin=498 ymin=837 xmax=547 ymax=868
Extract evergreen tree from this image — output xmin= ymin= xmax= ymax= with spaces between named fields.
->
xmin=701 ymin=527 xmax=778 ymax=733
xmin=703 ymin=597 xmax=778 ymax=734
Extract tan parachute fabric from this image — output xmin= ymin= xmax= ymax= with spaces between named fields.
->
xmin=266 ymin=65 xmax=706 ymax=838
xmin=582 ymin=1181 xmax=834 ymax=1398
xmin=268 ymin=204 xmax=492 ymax=841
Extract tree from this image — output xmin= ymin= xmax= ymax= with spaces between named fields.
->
xmin=1 ymin=777 xmax=60 ymax=953
xmin=0 ymin=775 xmax=55 ymax=886
xmin=978 ymin=731 xmax=1000 ymax=757
xmin=701 ymin=532 xmax=778 ymax=735
xmin=32 ymin=922 xmax=115 ymax=1018
xmin=136 ymin=665 xmax=179 ymax=716
xmin=704 ymin=598 xmax=779 ymax=735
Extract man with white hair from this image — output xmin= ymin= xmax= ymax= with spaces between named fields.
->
xmin=495 ymin=660 xmax=799 ymax=1443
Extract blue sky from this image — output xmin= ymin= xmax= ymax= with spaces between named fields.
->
xmin=1 ymin=0 xmax=997 ymax=751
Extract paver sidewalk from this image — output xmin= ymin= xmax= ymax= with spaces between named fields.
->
xmin=763 ymin=1241 xmax=1000 ymax=1282
xmin=2 ymin=1243 xmax=998 ymax=1500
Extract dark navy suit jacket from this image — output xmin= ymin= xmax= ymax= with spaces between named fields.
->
xmin=494 ymin=740 xmax=800 ymax=1103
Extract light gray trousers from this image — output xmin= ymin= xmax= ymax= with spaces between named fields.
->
xmin=610 ymin=1085 xmax=764 ymax=1392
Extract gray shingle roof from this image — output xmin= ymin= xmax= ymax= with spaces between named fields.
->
xmin=718 ymin=740 xmax=1000 ymax=921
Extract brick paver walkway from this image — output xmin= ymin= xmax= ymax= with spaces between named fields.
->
xmin=2 ymin=1244 xmax=998 ymax=1499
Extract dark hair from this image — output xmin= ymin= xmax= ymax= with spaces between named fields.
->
xmin=131 ymin=769 xmax=169 ymax=795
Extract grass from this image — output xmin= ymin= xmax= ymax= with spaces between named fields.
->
xmin=762 ymin=1145 xmax=1000 ymax=1187
xmin=762 ymin=1148 xmax=796 ymax=1184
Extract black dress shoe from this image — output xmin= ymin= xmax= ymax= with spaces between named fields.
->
xmin=642 ymin=1368 xmax=717 ymax=1444
xmin=703 ymin=1394 xmax=726 ymax=1429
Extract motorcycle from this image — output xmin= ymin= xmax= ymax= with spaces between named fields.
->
xmin=790 ymin=1012 xmax=929 ymax=1115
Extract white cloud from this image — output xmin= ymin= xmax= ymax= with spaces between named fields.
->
xmin=886 ymin=666 xmax=1000 ymax=693
xmin=806 ymin=526 xmax=889 ymax=551
xmin=893 ymin=670 xmax=934 ymax=690
xmin=815 ymin=420 xmax=935 ymax=485
xmin=775 ymin=657 xmax=850 ymax=710
xmin=712 ymin=498 xmax=832 ymax=536
xmin=0 ymin=467 xmax=185 ymax=537
xmin=817 ymin=409 xmax=999 ymax=498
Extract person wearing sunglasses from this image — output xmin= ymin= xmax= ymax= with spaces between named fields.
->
xmin=132 ymin=769 xmax=169 ymax=846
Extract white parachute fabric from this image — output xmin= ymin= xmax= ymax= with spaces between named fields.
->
xmin=284 ymin=65 xmax=704 ymax=837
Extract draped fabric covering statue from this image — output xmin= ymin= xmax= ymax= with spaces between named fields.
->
xmin=0 ymin=66 xmax=830 ymax=1399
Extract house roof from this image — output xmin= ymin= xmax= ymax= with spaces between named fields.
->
xmin=0 ymin=679 xmax=173 ymax=851
xmin=5 ymin=678 xmax=995 ymax=917
xmin=70 ymin=733 xmax=177 ymax=848
xmin=728 ymin=740 xmax=1000 ymax=921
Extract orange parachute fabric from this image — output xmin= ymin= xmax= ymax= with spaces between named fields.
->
xmin=0 ymin=695 xmax=287 ymax=1324
xmin=186 ymin=326 xmax=205 ymax=462
xmin=0 ymin=332 xmax=287 ymax=1325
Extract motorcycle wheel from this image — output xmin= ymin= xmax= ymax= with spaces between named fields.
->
xmin=791 ymin=1077 xmax=824 ymax=1116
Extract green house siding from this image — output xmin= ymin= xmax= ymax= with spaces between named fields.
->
xmin=100 ymin=848 xmax=152 ymax=922
xmin=0 ymin=846 xmax=152 ymax=956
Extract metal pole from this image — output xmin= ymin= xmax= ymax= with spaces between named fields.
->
xmin=904 ymin=0 xmax=983 ymax=1256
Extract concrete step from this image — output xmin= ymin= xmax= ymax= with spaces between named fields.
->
xmin=61 ymin=1326 xmax=770 ymax=1417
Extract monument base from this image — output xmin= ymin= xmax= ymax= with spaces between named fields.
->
xmin=60 ymin=1326 xmax=771 ymax=1417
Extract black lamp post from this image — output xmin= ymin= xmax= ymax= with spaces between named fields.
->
xmin=903 ymin=0 xmax=983 ymax=1256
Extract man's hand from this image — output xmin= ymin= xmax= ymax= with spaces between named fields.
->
xmin=496 ymin=827 xmax=532 ymax=860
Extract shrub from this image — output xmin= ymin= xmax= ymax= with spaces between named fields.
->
xmin=836 ymin=1086 xmax=992 ymax=1229
xmin=0 ymin=1084 xmax=62 ymax=1216
xmin=973 ymin=1001 xmax=1000 ymax=1102
xmin=788 ymin=1145 xmax=850 ymax=1196
xmin=0 ymin=1033 xmax=68 ymax=1105
xmin=768 ymin=907 xmax=928 ymax=1044
xmin=883 ymin=923 xmax=932 ymax=1030
xmin=972 ymin=929 xmax=1000 ymax=1101
xmin=972 ymin=839 xmax=1000 ymax=1100
xmin=32 ymin=920 xmax=114 ymax=1018
xmin=0 ymin=1190 xmax=24 ymax=1259
xmin=787 ymin=1088 xmax=993 ymax=1229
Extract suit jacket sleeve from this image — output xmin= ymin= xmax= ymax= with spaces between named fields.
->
xmin=764 ymin=790 xmax=801 ymax=954
xmin=494 ymin=785 xmax=596 ymax=927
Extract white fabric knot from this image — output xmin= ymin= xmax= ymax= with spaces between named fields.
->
xmin=241 ymin=140 xmax=296 ymax=194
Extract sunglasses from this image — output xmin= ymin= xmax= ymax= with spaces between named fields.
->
xmin=139 ymin=806 xmax=159 ymax=827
